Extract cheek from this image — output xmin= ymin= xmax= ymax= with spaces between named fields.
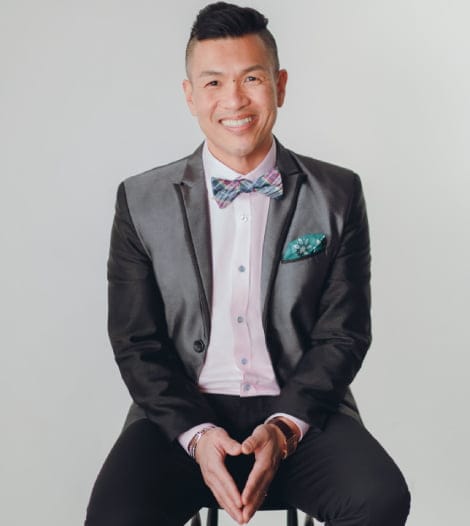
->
xmin=256 ymin=90 xmax=278 ymax=111
xmin=195 ymin=99 xmax=216 ymax=121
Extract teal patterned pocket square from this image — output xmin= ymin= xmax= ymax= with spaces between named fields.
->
xmin=282 ymin=233 xmax=327 ymax=262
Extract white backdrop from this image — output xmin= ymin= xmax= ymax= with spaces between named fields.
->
xmin=1 ymin=1 xmax=469 ymax=525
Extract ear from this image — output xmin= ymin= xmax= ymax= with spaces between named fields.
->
xmin=276 ymin=69 xmax=288 ymax=108
xmin=182 ymin=79 xmax=197 ymax=116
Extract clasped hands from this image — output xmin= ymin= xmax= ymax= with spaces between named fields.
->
xmin=195 ymin=422 xmax=287 ymax=524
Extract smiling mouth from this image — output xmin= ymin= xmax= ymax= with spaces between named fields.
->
xmin=220 ymin=116 xmax=253 ymax=128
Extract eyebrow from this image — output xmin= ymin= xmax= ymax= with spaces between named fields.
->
xmin=198 ymin=64 xmax=268 ymax=79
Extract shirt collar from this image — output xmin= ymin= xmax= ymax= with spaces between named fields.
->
xmin=202 ymin=140 xmax=277 ymax=185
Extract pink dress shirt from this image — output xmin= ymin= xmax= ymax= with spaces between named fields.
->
xmin=178 ymin=140 xmax=309 ymax=452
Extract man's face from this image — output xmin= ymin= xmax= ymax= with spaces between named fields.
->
xmin=183 ymin=34 xmax=288 ymax=173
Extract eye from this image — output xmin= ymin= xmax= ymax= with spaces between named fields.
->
xmin=205 ymin=80 xmax=219 ymax=87
xmin=245 ymin=75 xmax=261 ymax=85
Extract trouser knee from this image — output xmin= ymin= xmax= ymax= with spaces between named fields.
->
xmin=356 ymin=477 xmax=411 ymax=526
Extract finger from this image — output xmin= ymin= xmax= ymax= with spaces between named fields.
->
xmin=201 ymin=453 xmax=243 ymax=508
xmin=241 ymin=452 xmax=276 ymax=506
xmin=218 ymin=467 xmax=243 ymax=510
xmin=197 ymin=429 xmax=244 ymax=522
xmin=205 ymin=473 xmax=244 ymax=524
xmin=242 ymin=470 xmax=271 ymax=507
xmin=211 ymin=486 xmax=244 ymax=524
xmin=212 ymin=488 xmax=243 ymax=524
xmin=242 ymin=488 xmax=268 ymax=523
xmin=206 ymin=464 xmax=244 ymax=523
xmin=202 ymin=458 xmax=242 ymax=508
xmin=212 ymin=441 xmax=244 ymax=509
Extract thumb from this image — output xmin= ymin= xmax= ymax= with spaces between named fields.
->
xmin=221 ymin=435 xmax=242 ymax=456
xmin=241 ymin=434 xmax=260 ymax=455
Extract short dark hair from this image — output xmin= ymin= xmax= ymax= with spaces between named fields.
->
xmin=185 ymin=2 xmax=280 ymax=74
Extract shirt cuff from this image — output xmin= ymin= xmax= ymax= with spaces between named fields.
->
xmin=178 ymin=423 xmax=217 ymax=454
xmin=265 ymin=413 xmax=310 ymax=441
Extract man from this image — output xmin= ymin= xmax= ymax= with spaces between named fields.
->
xmin=85 ymin=3 xmax=410 ymax=525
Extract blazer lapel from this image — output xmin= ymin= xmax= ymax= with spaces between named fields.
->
xmin=174 ymin=145 xmax=213 ymax=320
xmin=261 ymin=142 xmax=306 ymax=324
xmin=172 ymin=141 xmax=305 ymax=331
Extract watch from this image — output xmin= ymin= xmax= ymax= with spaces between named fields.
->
xmin=267 ymin=417 xmax=300 ymax=459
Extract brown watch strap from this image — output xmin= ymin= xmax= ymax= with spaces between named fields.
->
xmin=267 ymin=417 xmax=300 ymax=459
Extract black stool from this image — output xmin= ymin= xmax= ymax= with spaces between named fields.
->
xmin=190 ymin=504 xmax=315 ymax=525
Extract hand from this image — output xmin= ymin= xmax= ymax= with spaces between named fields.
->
xmin=195 ymin=427 xmax=244 ymax=524
xmin=239 ymin=423 xmax=285 ymax=523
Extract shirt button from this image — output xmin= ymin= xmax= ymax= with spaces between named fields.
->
xmin=243 ymin=383 xmax=251 ymax=391
xmin=241 ymin=358 xmax=248 ymax=365
xmin=237 ymin=316 xmax=244 ymax=323
xmin=240 ymin=214 xmax=248 ymax=222
xmin=238 ymin=265 xmax=246 ymax=272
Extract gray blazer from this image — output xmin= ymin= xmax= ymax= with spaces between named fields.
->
xmin=108 ymin=140 xmax=371 ymax=441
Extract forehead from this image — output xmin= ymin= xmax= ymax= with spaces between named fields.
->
xmin=187 ymin=34 xmax=273 ymax=77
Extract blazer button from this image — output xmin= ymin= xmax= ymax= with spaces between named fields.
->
xmin=193 ymin=340 xmax=205 ymax=353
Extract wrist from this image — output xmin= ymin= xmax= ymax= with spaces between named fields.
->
xmin=187 ymin=425 xmax=217 ymax=460
xmin=266 ymin=416 xmax=300 ymax=459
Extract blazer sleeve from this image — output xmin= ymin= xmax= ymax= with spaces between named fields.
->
xmin=272 ymin=173 xmax=372 ymax=430
xmin=107 ymin=182 xmax=216 ymax=441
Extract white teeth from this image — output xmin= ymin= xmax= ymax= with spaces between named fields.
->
xmin=221 ymin=117 xmax=253 ymax=127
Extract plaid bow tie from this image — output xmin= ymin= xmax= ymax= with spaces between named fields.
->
xmin=211 ymin=168 xmax=283 ymax=209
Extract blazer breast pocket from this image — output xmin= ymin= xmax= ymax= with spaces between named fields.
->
xmin=281 ymin=233 xmax=327 ymax=264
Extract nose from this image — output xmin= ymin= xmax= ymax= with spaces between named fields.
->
xmin=220 ymin=80 xmax=249 ymax=110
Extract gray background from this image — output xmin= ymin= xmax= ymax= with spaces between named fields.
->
xmin=1 ymin=1 xmax=469 ymax=524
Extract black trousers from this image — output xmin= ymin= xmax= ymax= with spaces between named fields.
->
xmin=85 ymin=395 xmax=410 ymax=526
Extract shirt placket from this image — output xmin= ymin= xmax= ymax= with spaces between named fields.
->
xmin=230 ymin=193 xmax=255 ymax=395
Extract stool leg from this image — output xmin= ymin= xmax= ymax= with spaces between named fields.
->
xmin=287 ymin=508 xmax=298 ymax=526
xmin=206 ymin=508 xmax=218 ymax=526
